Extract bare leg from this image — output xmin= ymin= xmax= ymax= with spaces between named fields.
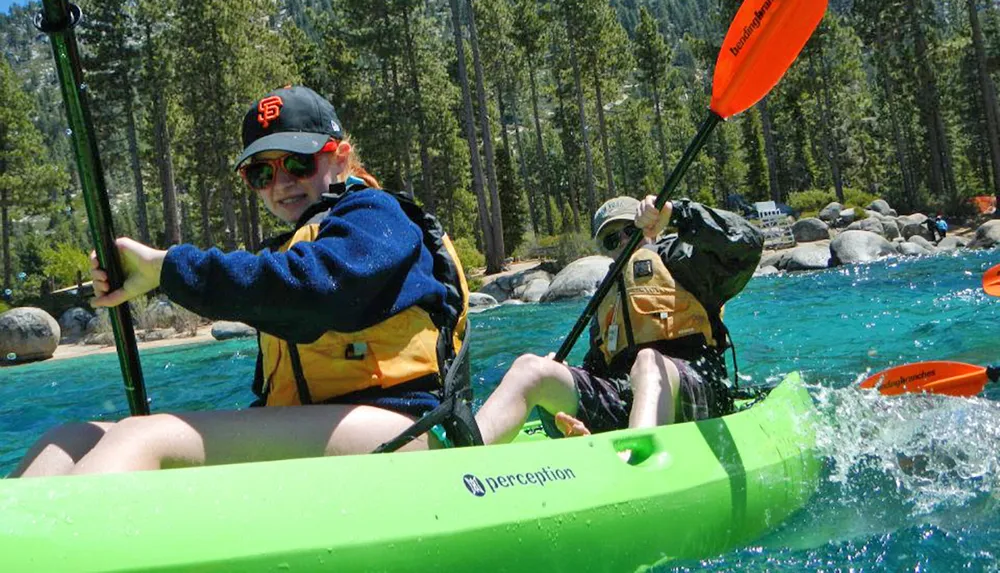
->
xmin=10 ymin=421 xmax=114 ymax=478
xmin=69 ymin=405 xmax=439 ymax=475
xmin=628 ymin=348 xmax=681 ymax=429
xmin=475 ymin=354 xmax=580 ymax=445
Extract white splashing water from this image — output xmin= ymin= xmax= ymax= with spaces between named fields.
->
xmin=810 ymin=383 xmax=1000 ymax=515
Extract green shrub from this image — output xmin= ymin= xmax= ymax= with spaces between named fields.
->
xmin=554 ymin=232 xmax=600 ymax=269
xmin=451 ymin=237 xmax=485 ymax=272
xmin=42 ymin=242 xmax=90 ymax=287
xmin=0 ymin=301 xmax=9 ymax=314
xmin=787 ymin=189 xmax=837 ymax=215
xmin=467 ymin=276 xmax=484 ymax=293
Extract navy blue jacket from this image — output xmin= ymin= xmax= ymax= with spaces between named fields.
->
xmin=160 ymin=183 xmax=448 ymax=345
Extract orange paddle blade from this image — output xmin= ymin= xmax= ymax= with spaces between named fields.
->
xmin=983 ymin=263 xmax=1000 ymax=296
xmin=859 ymin=361 xmax=989 ymax=397
xmin=711 ymin=0 xmax=828 ymax=119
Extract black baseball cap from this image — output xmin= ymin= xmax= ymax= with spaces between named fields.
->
xmin=234 ymin=85 xmax=344 ymax=169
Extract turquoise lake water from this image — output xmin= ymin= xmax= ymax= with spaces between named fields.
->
xmin=2 ymin=249 xmax=1000 ymax=569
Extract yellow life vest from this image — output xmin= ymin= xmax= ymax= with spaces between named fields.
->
xmin=596 ymin=247 xmax=718 ymax=365
xmin=256 ymin=188 xmax=469 ymax=407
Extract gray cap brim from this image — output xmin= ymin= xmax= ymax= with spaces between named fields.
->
xmin=234 ymin=132 xmax=329 ymax=170
xmin=594 ymin=214 xmax=636 ymax=239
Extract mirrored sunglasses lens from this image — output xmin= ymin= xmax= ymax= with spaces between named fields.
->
xmin=245 ymin=163 xmax=274 ymax=189
xmin=602 ymin=233 xmax=620 ymax=251
xmin=282 ymin=153 xmax=316 ymax=177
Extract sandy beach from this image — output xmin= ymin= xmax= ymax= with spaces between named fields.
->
xmin=50 ymin=325 xmax=220 ymax=362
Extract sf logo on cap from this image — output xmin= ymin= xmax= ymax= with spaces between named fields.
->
xmin=257 ymin=96 xmax=283 ymax=129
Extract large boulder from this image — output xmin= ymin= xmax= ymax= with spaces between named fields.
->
xmin=830 ymin=230 xmax=896 ymax=266
xmin=144 ymin=298 xmax=178 ymax=329
xmin=867 ymin=199 xmax=894 ymax=216
xmin=898 ymin=213 xmax=934 ymax=241
xmin=846 ymin=217 xmax=885 ymax=237
xmin=818 ymin=202 xmax=843 ymax=223
xmin=211 ymin=321 xmax=257 ymax=341
xmin=780 ymin=244 xmax=832 ymax=272
xmin=518 ymin=278 xmax=551 ymax=303
xmin=836 ymin=208 xmax=857 ymax=227
xmin=541 ymin=256 xmax=613 ymax=302
xmin=897 ymin=242 xmax=933 ymax=257
xmin=754 ymin=265 xmax=779 ymax=277
xmin=936 ymin=236 xmax=968 ymax=252
xmin=0 ymin=307 xmax=60 ymax=364
xmin=478 ymin=266 xmax=556 ymax=303
xmin=968 ymin=220 xmax=1000 ymax=249
xmin=469 ymin=293 xmax=499 ymax=310
xmin=879 ymin=217 xmax=901 ymax=241
xmin=58 ymin=307 xmax=94 ymax=342
xmin=792 ymin=218 xmax=830 ymax=243
xmin=908 ymin=235 xmax=937 ymax=252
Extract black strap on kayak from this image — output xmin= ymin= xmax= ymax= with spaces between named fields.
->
xmin=372 ymin=329 xmax=482 ymax=453
xmin=287 ymin=344 xmax=315 ymax=405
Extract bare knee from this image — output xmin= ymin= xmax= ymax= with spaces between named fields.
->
xmin=629 ymin=349 xmax=677 ymax=391
xmin=11 ymin=421 xmax=111 ymax=478
xmin=505 ymin=354 xmax=569 ymax=401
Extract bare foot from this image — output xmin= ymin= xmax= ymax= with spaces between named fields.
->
xmin=554 ymin=412 xmax=591 ymax=437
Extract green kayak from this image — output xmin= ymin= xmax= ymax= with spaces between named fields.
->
xmin=0 ymin=373 xmax=819 ymax=572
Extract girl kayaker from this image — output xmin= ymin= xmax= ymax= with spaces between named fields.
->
xmin=12 ymin=86 xmax=473 ymax=477
xmin=475 ymin=196 xmax=762 ymax=444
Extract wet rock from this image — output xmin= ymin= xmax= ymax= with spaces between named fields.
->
xmin=754 ymin=265 xmax=779 ymax=277
xmin=541 ymin=256 xmax=613 ymax=302
xmin=830 ymin=230 xmax=896 ymax=265
xmin=469 ymin=293 xmax=499 ymax=310
xmin=0 ymin=307 xmax=60 ymax=364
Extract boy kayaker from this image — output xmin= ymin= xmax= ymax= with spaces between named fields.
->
xmin=12 ymin=86 xmax=476 ymax=477
xmin=475 ymin=196 xmax=762 ymax=444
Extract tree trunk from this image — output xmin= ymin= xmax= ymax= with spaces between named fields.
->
xmin=448 ymin=0 xmax=498 ymax=272
xmin=812 ymin=51 xmax=845 ymax=203
xmin=593 ymin=68 xmax=616 ymax=200
xmin=554 ymin=66 xmax=581 ymax=232
xmin=510 ymin=92 xmax=538 ymax=236
xmin=910 ymin=0 xmax=957 ymax=203
xmin=566 ymin=27 xmax=597 ymax=218
xmin=1 ymin=187 xmax=9 ymax=291
xmin=198 ymin=176 xmax=212 ymax=247
xmin=875 ymin=26 xmax=917 ymax=210
xmin=528 ymin=66 xmax=554 ymax=235
xmin=145 ymin=20 xmax=179 ymax=246
xmin=759 ymin=96 xmax=782 ymax=202
xmin=401 ymin=5 xmax=436 ymax=213
xmin=651 ymin=79 xmax=669 ymax=183
xmin=967 ymin=0 xmax=1000 ymax=201
xmin=123 ymin=94 xmax=150 ymax=245
xmin=466 ymin=0 xmax=505 ymax=266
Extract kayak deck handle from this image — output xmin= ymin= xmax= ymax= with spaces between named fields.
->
xmin=612 ymin=434 xmax=672 ymax=468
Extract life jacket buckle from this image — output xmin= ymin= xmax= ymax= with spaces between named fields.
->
xmin=345 ymin=342 xmax=367 ymax=360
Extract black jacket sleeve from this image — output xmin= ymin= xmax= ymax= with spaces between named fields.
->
xmin=657 ymin=199 xmax=764 ymax=311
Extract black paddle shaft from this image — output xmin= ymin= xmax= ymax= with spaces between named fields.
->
xmin=554 ymin=112 xmax=722 ymax=363
xmin=38 ymin=1 xmax=149 ymax=415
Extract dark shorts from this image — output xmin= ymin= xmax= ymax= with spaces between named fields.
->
xmin=538 ymin=357 xmax=729 ymax=438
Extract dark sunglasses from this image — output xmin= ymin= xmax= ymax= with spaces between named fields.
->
xmin=600 ymin=225 xmax=639 ymax=251
xmin=239 ymin=140 xmax=339 ymax=190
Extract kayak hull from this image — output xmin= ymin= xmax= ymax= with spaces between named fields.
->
xmin=0 ymin=373 xmax=819 ymax=572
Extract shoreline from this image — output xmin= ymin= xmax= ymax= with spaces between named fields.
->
xmin=49 ymin=325 xmax=220 ymax=362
